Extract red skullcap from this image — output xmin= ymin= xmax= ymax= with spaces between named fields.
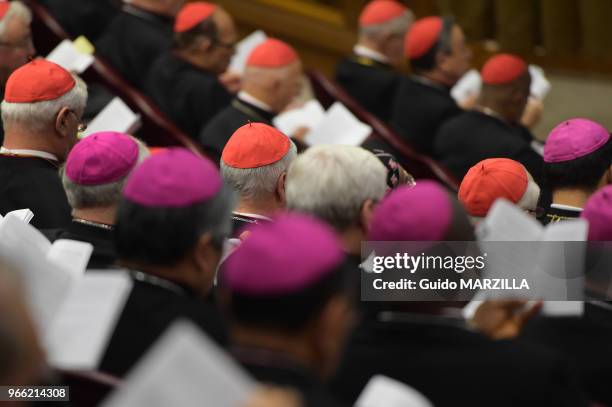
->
xmin=174 ymin=2 xmax=217 ymax=33
xmin=481 ymin=54 xmax=528 ymax=85
xmin=359 ymin=0 xmax=407 ymax=26
xmin=5 ymin=59 xmax=75 ymax=103
xmin=246 ymin=39 xmax=298 ymax=68
xmin=222 ymin=123 xmax=291 ymax=169
xmin=405 ymin=16 xmax=443 ymax=59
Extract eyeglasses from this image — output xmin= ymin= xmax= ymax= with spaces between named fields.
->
xmin=212 ymin=37 xmax=236 ymax=51
xmin=69 ymin=110 xmax=87 ymax=134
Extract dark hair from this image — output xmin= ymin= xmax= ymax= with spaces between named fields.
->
xmin=174 ymin=17 xmax=218 ymax=49
xmin=410 ymin=16 xmax=455 ymax=73
xmin=544 ymin=138 xmax=612 ymax=191
xmin=114 ymin=184 xmax=235 ymax=266
xmin=221 ymin=260 xmax=356 ymax=334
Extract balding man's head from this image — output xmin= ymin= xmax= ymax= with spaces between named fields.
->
xmin=0 ymin=2 xmax=34 ymax=86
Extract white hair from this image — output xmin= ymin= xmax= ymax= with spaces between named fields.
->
xmin=221 ymin=140 xmax=297 ymax=202
xmin=286 ymin=144 xmax=387 ymax=231
xmin=61 ymin=136 xmax=150 ymax=209
xmin=0 ymin=2 xmax=31 ymax=41
xmin=1 ymin=74 xmax=88 ymax=133
xmin=517 ymin=169 xmax=541 ymax=212
xmin=359 ymin=10 xmax=414 ymax=39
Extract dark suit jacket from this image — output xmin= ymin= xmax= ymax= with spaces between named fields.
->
xmin=0 ymin=155 xmax=71 ymax=229
xmin=199 ymin=98 xmax=275 ymax=163
xmin=331 ymin=314 xmax=587 ymax=407
xmin=41 ymin=0 xmax=119 ymax=42
xmin=335 ymin=55 xmax=401 ymax=122
xmin=145 ymin=52 xmax=232 ymax=139
xmin=99 ymin=276 xmax=227 ymax=377
xmin=390 ymin=76 xmax=462 ymax=156
xmin=96 ymin=5 xmax=173 ymax=88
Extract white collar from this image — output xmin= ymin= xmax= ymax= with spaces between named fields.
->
xmin=237 ymin=91 xmax=273 ymax=113
xmin=233 ymin=211 xmax=273 ymax=221
xmin=0 ymin=147 xmax=58 ymax=162
xmin=353 ymin=45 xmax=390 ymax=64
xmin=550 ymin=203 xmax=583 ymax=212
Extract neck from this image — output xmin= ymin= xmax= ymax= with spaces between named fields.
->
xmin=72 ymin=206 xmax=117 ymax=226
xmin=240 ymin=86 xmax=277 ymax=113
xmin=477 ymin=96 xmax=516 ymax=124
xmin=419 ymin=71 xmax=453 ymax=88
xmin=119 ymin=259 xmax=202 ymax=293
xmin=552 ymin=189 xmax=592 ymax=209
xmin=174 ymin=49 xmax=216 ymax=74
xmin=339 ymin=226 xmax=364 ymax=258
xmin=232 ymin=325 xmax=320 ymax=377
xmin=235 ymin=197 xmax=282 ymax=218
xmin=3 ymin=130 xmax=56 ymax=155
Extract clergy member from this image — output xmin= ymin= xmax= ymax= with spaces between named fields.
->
xmin=435 ymin=54 xmax=545 ymax=183
xmin=0 ymin=59 xmax=87 ymax=229
xmin=220 ymin=214 xmax=353 ymax=407
xmin=100 ymin=148 xmax=235 ymax=377
xmin=220 ymin=123 xmax=297 ymax=236
xmin=199 ymin=38 xmax=302 ymax=161
xmin=541 ymin=118 xmax=612 ymax=224
xmin=96 ymin=0 xmax=184 ymax=88
xmin=458 ymin=158 xmax=541 ymax=223
xmin=331 ymin=181 xmax=587 ymax=407
xmin=335 ymin=0 xmax=413 ymax=121
xmin=145 ymin=2 xmax=235 ymax=139
xmin=390 ymin=16 xmax=471 ymax=156
xmin=45 ymin=132 xmax=149 ymax=269
xmin=0 ymin=1 xmax=34 ymax=145
xmin=40 ymin=0 xmax=119 ymax=42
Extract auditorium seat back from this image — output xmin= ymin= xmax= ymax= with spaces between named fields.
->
xmin=57 ymin=369 xmax=120 ymax=406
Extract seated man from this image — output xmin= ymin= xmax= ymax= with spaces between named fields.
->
xmin=458 ymin=158 xmax=541 ymax=223
xmin=285 ymin=145 xmax=387 ymax=263
xmin=335 ymin=0 xmax=413 ymax=122
xmin=145 ymin=2 xmax=235 ymax=139
xmin=45 ymin=131 xmax=149 ymax=269
xmin=0 ymin=1 xmax=35 ymax=145
xmin=220 ymin=123 xmax=297 ymax=236
xmin=390 ymin=16 xmax=471 ymax=156
xmin=96 ymin=0 xmax=184 ymax=88
xmin=200 ymin=38 xmax=302 ymax=161
xmin=541 ymin=118 xmax=612 ymax=224
xmin=331 ymin=181 xmax=587 ymax=407
xmin=435 ymin=54 xmax=545 ymax=183
xmin=0 ymin=59 xmax=87 ymax=229
xmin=219 ymin=214 xmax=354 ymax=407
xmin=40 ymin=0 xmax=119 ymax=42
xmin=100 ymin=148 xmax=235 ymax=377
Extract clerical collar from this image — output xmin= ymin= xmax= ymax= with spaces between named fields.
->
xmin=233 ymin=211 xmax=272 ymax=221
xmin=0 ymin=147 xmax=58 ymax=162
xmin=473 ymin=105 xmax=508 ymax=124
xmin=550 ymin=203 xmax=583 ymax=212
xmin=353 ymin=45 xmax=390 ymax=64
xmin=129 ymin=270 xmax=188 ymax=296
xmin=377 ymin=310 xmax=470 ymax=330
xmin=72 ymin=218 xmax=114 ymax=231
xmin=410 ymin=75 xmax=448 ymax=92
xmin=238 ymin=92 xmax=274 ymax=113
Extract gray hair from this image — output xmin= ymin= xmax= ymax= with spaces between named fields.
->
xmin=359 ymin=10 xmax=414 ymax=39
xmin=286 ymin=145 xmax=387 ymax=231
xmin=220 ymin=140 xmax=297 ymax=202
xmin=0 ymin=2 xmax=31 ymax=41
xmin=517 ymin=169 xmax=541 ymax=213
xmin=1 ymin=74 xmax=88 ymax=133
xmin=61 ymin=137 xmax=150 ymax=210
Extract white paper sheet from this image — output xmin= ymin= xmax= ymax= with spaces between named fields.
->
xmin=45 ymin=271 xmax=133 ymax=370
xmin=46 ymin=39 xmax=94 ymax=74
xmin=305 ymin=102 xmax=371 ymax=146
xmin=451 ymin=69 xmax=482 ymax=104
xmin=84 ymin=97 xmax=141 ymax=136
xmin=273 ymin=99 xmax=325 ymax=137
xmin=356 ymin=375 xmax=433 ymax=407
xmin=529 ymin=65 xmax=551 ymax=100
xmin=229 ymin=30 xmax=268 ymax=74
xmin=0 ymin=208 xmax=35 ymax=224
xmin=103 ymin=320 xmax=257 ymax=407
xmin=46 ymin=239 xmax=94 ymax=279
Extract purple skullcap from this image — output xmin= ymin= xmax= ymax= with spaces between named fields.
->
xmin=65 ymin=131 xmax=139 ymax=186
xmin=544 ymin=118 xmax=610 ymax=163
xmin=222 ymin=213 xmax=345 ymax=296
xmin=123 ymin=147 xmax=222 ymax=208
xmin=369 ymin=181 xmax=453 ymax=241
xmin=582 ymin=185 xmax=612 ymax=241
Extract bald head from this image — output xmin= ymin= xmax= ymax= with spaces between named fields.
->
xmin=242 ymin=61 xmax=303 ymax=113
xmin=0 ymin=2 xmax=34 ymax=86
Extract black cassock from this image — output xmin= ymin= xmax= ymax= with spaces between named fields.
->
xmin=521 ymin=302 xmax=612 ymax=405
xmin=39 ymin=0 xmax=119 ymax=42
xmin=199 ymin=98 xmax=275 ymax=163
xmin=96 ymin=4 xmax=173 ymax=88
xmin=234 ymin=347 xmax=347 ymax=407
xmin=0 ymin=155 xmax=71 ymax=229
xmin=335 ymin=55 xmax=402 ymax=122
xmin=390 ymin=76 xmax=462 ymax=156
xmin=99 ymin=273 xmax=227 ymax=378
xmin=331 ymin=314 xmax=587 ymax=407
xmin=145 ymin=52 xmax=232 ymax=139
xmin=540 ymin=205 xmax=582 ymax=225
xmin=434 ymin=110 xmax=545 ymax=183
xmin=43 ymin=221 xmax=116 ymax=270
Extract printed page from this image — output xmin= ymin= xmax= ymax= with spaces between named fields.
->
xmin=46 ymin=39 xmax=94 ymax=74
xmin=306 ymin=102 xmax=372 ymax=146
xmin=229 ymin=30 xmax=268 ymax=74
xmin=84 ymin=97 xmax=141 ymax=136
xmin=273 ymin=99 xmax=325 ymax=137
xmin=356 ymin=375 xmax=433 ymax=407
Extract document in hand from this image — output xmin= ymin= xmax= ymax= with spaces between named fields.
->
xmin=44 ymin=271 xmax=133 ymax=370
xmin=356 ymin=375 xmax=433 ymax=407
xmin=273 ymin=99 xmax=326 ymax=136
xmin=46 ymin=37 xmax=95 ymax=74
xmin=0 ymin=208 xmax=35 ymax=224
xmin=103 ymin=320 xmax=257 ymax=407
xmin=229 ymin=30 xmax=268 ymax=74
xmin=476 ymin=199 xmax=587 ymax=316
xmin=84 ymin=97 xmax=141 ymax=136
